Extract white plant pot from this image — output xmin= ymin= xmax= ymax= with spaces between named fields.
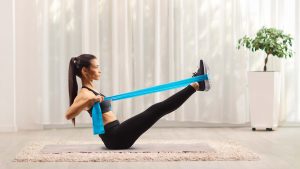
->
xmin=248 ymin=71 xmax=281 ymax=131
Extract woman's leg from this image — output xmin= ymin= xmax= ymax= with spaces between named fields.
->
xmin=113 ymin=84 xmax=197 ymax=148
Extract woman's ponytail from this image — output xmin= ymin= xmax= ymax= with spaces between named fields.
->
xmin=68 ymin=57 xmax=78 ymax=126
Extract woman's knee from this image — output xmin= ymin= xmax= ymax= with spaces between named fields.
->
xmin=150 ymin=101 xmax=176 ymax=115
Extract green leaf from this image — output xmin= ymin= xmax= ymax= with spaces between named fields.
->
xmin=236 ymin=26 xmax=294 ymax=59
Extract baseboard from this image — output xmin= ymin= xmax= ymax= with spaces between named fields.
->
xmin=43 ymin=123 xmax=92 ymax=129
xmin=0 ymin=125 xmax=17 ymax=132
xmin=0 ymin=123 xmax=44 ymax=132
xmin=279 ymin=122 xmax=300 ymax=127
xmin=153 ymin=121 xmax=251 ymax=128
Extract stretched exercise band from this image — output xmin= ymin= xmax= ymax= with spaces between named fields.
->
xmin=92 ymin=74 xmax=209 ymax=135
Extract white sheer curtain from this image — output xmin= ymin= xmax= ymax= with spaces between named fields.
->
xmin=35 ymin=0 xmax=300 ymax=126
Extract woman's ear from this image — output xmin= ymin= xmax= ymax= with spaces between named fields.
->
xmin=81 ymin=67 xmax=89 ymax=78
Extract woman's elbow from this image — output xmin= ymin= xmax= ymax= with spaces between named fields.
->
xmin=65 ymin=111 xmax=72 ymax=120
xmin=65 ymin=114 xmax=70 ymax=120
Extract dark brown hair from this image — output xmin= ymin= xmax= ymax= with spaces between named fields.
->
xmin=68 ymin=54 xmax=97 ymax=126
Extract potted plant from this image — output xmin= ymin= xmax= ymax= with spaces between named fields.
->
xmin=237 ymin=27 xmax=294 ymax=131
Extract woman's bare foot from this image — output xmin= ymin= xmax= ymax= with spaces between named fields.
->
xmin=190 ymin=82 xmax=199 ymax=91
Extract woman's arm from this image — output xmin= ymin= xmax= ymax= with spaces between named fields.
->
xmin=65 ymin=94 xmax=93 ymax=120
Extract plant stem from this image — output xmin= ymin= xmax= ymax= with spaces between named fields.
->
xmin=264 ymin=54 xmax=269 ymax=72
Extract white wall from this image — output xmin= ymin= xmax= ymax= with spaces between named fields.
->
xmin=0 ymin=0 xmax=16 ymax=132
xmin=0 ymin=0 xmax=43 ymax=131
xmin=15 ymin=0 xmax=43 ymax=130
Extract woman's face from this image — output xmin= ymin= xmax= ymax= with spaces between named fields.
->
xmin=82 ymin=58 xmax=101 ymax=80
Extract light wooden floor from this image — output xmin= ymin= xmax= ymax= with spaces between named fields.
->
xmin=0 ymin=127 xmax=300 ymax=169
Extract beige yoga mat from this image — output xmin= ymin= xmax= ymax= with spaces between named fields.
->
xmin=13 ymin=140 xmax=260 ymax=162
xmin=40 ymin=143 xmax=215 ymax=154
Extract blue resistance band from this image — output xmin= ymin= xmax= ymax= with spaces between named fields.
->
xmin=92 ymin=74 xmax=209 ymax=135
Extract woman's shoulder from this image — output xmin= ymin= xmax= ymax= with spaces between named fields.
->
xmin=68 ymin=90 xmax=93 ymax=110
xmin=76 ymin=89 xmax=95 ymax=100
xmin=80 ymin=88 xmax=95 ymax=94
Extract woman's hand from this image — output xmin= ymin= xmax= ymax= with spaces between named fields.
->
xmin=91 ymin=95 xmax=104 ymax=103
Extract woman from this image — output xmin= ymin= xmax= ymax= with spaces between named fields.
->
xmin=65 ymin=54 xmax=210 ymax=149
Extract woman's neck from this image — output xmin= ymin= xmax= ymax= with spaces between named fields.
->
xmin=81 ymin=79 xmax=94 ymax=89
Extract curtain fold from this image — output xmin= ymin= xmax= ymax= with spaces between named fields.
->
xmin=34 ymin=0 xmax=300 ymax=126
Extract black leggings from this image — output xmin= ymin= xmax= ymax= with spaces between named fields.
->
xmin=99 ymin=85 xmax=196 ymax=149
